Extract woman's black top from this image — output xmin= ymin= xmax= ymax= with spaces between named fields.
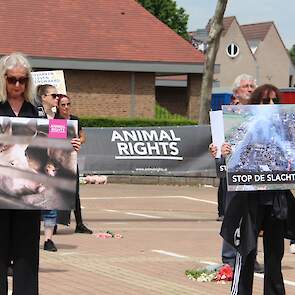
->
xmin=0 ymin=100 xmax=38 ymax=118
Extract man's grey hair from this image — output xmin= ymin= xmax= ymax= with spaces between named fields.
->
xmin=0 ymin=52 xmax=35 ymax=103
xmin=232 ymin=74 xmax=256 ymax=93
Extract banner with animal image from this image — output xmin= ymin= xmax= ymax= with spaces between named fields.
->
xmin=223 ymin=104 xmax=295 ymax=191
xmin=78 ymin=125 xmax=216 ymax=177
xmin=0 ymin=116 xmax=77 ymax=210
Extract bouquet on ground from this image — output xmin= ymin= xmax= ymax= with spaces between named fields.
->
xmin=186 ymin=264 xmax=233 ymax=282
xmin=95 ymin=230 xmax=123 ymax=239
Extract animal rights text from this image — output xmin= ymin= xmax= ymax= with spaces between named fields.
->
xmin=111 ymin=129 xmax=183 ymax=160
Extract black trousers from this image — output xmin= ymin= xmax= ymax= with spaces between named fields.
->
xmin=0 ymin=210 xmax=40 ymax=295
xmin=74 ymin=166 xmax=83 ymax=226
xmin=217 ymin=178 xmax=225 ymax=217
xmin=231 ymin=205 xmax=285 ymax=295
xmin=57 ymin=167 xmax=83 ymax=226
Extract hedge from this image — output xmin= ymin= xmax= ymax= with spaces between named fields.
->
xmin=80 ymin=117 xmax=198 ymax=127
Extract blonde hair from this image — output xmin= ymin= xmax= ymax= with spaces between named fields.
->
xmin=35 ymin=84 xmax=56 ymax=106
xmin=0 ymin=52 xmax=35 ymax=103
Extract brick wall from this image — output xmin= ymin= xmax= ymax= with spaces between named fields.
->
xmin=156 ymin=86 xmax=187 ymax=116
xmin=187 ymin=73 xmax=202 ymax=120
xmin=134 ymin=73 xmax=155 ymax=117
xmin=64 ymin=70 xmax=155 ymax=118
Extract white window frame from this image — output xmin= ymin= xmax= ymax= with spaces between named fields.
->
xmin=226 ymin=43 xmax=240 ymax=58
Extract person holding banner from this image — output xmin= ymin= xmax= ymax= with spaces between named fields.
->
xmin=0 ymin=52 xmax=41 ymax=295
xmin=36 ymin=84 xmax=60 ymax=252
xmin=0 ymin=52 xmax=81 ymax=295
xmin=211 ymin=73 xmax=256 ymax=222
xmin=220 ymin=84 xmax=295 ymax=295
xmin=209 ymin=74 xmax=264 ymax=273
xmin=55 ymin=94 xmax=93 ymax=234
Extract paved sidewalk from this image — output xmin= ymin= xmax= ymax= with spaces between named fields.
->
xmin=13 ymin=183 xmax=295 ymax=294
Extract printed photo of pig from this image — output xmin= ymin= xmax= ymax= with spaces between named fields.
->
xmin=0 ymin=117 xmax=77 ymax=210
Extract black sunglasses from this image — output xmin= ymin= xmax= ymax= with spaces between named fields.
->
xmin=45 ymin=93 xmax=58 ymax=98
xmin=6 ymin=76 xmax=28 ymax=85
xmin=45 ymin=93 xmax=64 ymax=99
xmin=262 ymin=97 xmax=280 ymax=104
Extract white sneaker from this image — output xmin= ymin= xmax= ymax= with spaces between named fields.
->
xmin=290 ymin=244 xmax=295 ymax=254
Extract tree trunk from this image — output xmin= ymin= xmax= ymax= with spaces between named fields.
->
xmin=198 ymin=0 xmax=228 ymax=124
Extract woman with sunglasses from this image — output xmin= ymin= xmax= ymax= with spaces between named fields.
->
xmin=36 ymin=84 xmax=59 ymax=119
xmin=55 ymin=94 xmax=92 ymax=234
xmin=35 ymin=84 xmax=60 ymax=252
xmin=221 ymin=84 xmax=295 ymax=295
xmin=0 ymin=52 xmax=41 ymax=295
xmin=250 ymin=84 xmax=280 ymax=105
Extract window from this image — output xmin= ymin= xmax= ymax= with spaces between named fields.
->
xmin=226 ymin=43 xmax=240 ymax=58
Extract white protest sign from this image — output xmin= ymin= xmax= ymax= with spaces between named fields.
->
xmin=31 ymin=70 xmax=67 ymax=94
xmin=209 ymin=110 xmax=225 ymax=158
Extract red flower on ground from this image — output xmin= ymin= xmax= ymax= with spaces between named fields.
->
xmin=215 ymin=264 xmax=233 ymax=281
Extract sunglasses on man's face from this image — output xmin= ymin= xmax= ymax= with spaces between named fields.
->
xmin=6 ymin=76 xmax=28 ymax=85
xmin=262 ymin=97 xmax=280 ymax=104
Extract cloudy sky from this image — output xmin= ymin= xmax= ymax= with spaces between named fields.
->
xmin=176 ymin=0 xmax=294 ymax=49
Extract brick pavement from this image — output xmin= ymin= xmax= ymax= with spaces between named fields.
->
xmin=12 ymin=183 xmax=295 ymax=295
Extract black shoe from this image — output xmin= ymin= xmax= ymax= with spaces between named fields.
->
xmin=44 ymin=239 xmax=57 ymax=252
xmin=254 ymin=260 xmax=264 ymax=273
xmin=7 ymin=265 xmax=13 ymax=276
xmin=75 ymin=224 xmax=93 ymax=234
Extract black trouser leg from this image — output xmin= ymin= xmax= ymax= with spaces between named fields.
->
xmin=222 ymin=189 xmax=237 ymax=267
xmin=231 ymin=250 xmax=256 ymax=295
xmin=217 ymin=180 xmax=224 ymax=217
xmin=74 ymin=167 xmax=83 ymax=226
xmin=74 ymin=192 xmax=83 ymax=226
xmin=0 ymin=210 xmax=40 ymax=295
xmin=231 ymin=203 xmax=263 ymax=295
xmin=12 ymin=210 xmax=40 ymax=295
xmin=0 ymin=210 xmax=10 ymax=295
xmin=263 ymin=208 xmax=285 ymax=295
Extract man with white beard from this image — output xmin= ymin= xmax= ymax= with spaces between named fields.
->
xmin=209 ymin=74 xmax=264 ymax=273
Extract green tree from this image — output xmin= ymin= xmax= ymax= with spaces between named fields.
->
xmin=290 ymin=45 xmax=295 ymax=64
xmin=137 ymin=0 xmax=189 ymax=39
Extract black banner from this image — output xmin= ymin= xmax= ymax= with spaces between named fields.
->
xmin=78 ymin=125 xmax=216 ymax=177
xmin=216 ymin=158 xmax=227 ymax=178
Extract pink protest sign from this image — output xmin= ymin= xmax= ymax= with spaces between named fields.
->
xmin=48 ymin=119 xmax=67 ymax=139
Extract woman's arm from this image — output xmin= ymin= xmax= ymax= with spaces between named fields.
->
xmin=79 ymin=129 xmax=86 ymax=145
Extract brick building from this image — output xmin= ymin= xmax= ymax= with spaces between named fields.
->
xmin=0 ymin=0 xmax=205 ymax=119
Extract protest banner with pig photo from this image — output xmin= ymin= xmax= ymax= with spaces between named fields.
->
xmin=223 ymin=104 xmax=295 ymax=191
xmin=0 ymin=116 xmax=77 ymax=209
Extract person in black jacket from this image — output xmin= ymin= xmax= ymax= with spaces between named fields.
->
xmin=0 ymin=52 xmax=81 ymax=295
xmin=209 ymin=74 xmax=263 ymax=272
xmin=0 ymin=52 xmax=41 ymax=295
xmin=221 ymin=84 xmax=295 ymax=295
xmin=56 ymin=94 xmax=92 ymax=234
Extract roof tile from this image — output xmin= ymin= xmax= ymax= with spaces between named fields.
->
xmin=0 ymin=0 xmax=204 ymax=64
xmin=240 ymin=22 xmax=273 ymax=41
